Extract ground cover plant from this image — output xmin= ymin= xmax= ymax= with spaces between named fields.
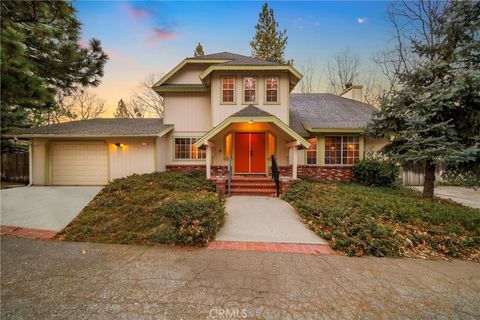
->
xmin=284 ymin=180 xmax=480 ymax=261
xmin=58 ymin=171 xmax=225 ymax=246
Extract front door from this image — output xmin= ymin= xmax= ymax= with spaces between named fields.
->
xmin=234 ymin=132 xmax=266 ymax=174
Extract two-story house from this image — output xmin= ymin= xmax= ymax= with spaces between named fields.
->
xmin=10 ymin=52 xmax=387 ymax=194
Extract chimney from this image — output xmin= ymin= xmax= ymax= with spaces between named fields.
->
xmin=340 ymin=85 xmax=363 ymax=102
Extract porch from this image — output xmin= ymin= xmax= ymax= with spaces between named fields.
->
xmin=192 ymin=106 xmax=310 ymax=188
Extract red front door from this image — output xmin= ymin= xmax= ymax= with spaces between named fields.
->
xmin=234 ymin=132 xmax=266 ymax=174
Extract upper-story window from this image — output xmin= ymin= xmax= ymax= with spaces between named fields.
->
xmin=222 ymin=76 xmax=235 ymax=103
xmin=243 ymin=77 xmax=256 ymax=103
xmin=265 ymin=76 xmax=279 ymax=103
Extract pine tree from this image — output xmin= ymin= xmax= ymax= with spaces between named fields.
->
xmin=250 ymin=3 xmax=288 ymax=64
xmin=194 ymin=43 xmax=204 ymax=56
xmin=367 ymin=0 xmax=480 ymax=199
xmin=0 ymin=0 xmax=108 ymax=134
xmin=114 ymin=100 xmax=131 ymax=118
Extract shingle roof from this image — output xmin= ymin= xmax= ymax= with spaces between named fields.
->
xmin=188 ymin=52 xmax=284 ymax=66
xmin=9 ymin=118 xmax=173 ymax=137
xmin=231 ymin=105 xmax=274 ymax=118
xmin=289 ymin=93 xmax=377 ymax=136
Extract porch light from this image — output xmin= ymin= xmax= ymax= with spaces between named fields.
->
xmin=248 ymin=120 xmax=254 ymax=124
xmin=114 ymin=143 xmax=126 ymax=149
xmin=141 ymin=142 xmax=149 ymax=146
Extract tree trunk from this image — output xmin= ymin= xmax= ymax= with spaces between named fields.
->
xmin=423 ymin=161 xmax=435 ymax=199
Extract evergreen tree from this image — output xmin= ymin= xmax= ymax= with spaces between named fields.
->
xmin=194 ymin=43 xmax=204 ymax=56
xmin=250 ymin=3 xmax=288 ymax=64
xmin=114 ymin=100 xmax=131 ymax=118
xmin=0 ymin=0 xmax=108 ymax=134
xmin=367 ymin=0 xmax=480 ymax=199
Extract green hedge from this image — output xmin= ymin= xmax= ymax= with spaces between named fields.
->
xmin=353 ymin=159 xmax=399 ymax=187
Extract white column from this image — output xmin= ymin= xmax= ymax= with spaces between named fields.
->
xmin=292 ymin=146 xmax=298 ymax=179
xmin=206 ymin=144 xmax=212 ymax=179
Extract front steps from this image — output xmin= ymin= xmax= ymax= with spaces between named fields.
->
xmin=229 ymin=176 xmax=278 ymax=196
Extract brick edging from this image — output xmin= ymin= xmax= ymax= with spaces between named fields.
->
xmin=207 ymin=240 xmax=335 ymax=255
xmin=0 ymin=225 xmax=57 ymax=240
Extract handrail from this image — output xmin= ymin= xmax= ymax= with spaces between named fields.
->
xmin=271 ymin=155 xmax=280 ymax=197
xmin=227 ymin=155 xmax=232 ymax=196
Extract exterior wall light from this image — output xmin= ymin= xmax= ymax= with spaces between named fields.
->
xmin=248 ymin=120 xmax=254 ymax=124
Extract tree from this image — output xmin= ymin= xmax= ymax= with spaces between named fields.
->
xmin=299 ymin=58 xmax=316 ymax=93
xmin=194 ymin=43 xmax=204 ymax=56
xmin=326 ymin=48 xmax=360 ymax=94
xmin=0 ymin=0 xmax=107 ymax=133
xmin=114 ymin=100 xmax=131 ymax=118
xmin=250 ymin=3 xmax=288 ymax=64
xmin=129 ymin=73 xmax=164 ymax=118
xmin=367 ymin=0 xmax=480 ymax=199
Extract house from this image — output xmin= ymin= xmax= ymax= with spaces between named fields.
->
xmin=9 ymin=52 xmax=387 ymax=193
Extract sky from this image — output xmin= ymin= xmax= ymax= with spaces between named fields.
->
xmin=74 ymin=1 xmax=394 ymax=116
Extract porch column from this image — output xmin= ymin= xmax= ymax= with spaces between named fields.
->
xmin=287 ymin=141 xmax=300 ymax=180
xmin=204 ymin=141 xmax=214 ymax=179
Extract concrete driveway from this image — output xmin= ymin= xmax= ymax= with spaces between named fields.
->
xmin=413 ymin=186 xmax=480 ymax=209
xmin=1 ymin=186 xmax=101 ymax=232
xmin=216 ymin=196 xmax=327 ymax=244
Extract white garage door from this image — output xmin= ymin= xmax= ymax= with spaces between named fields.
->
xmin=51 ymin=142 xmax=108 ymax=185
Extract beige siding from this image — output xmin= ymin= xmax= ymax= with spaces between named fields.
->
xmin=155 ymin=136 xmax=168 ymax=171
xmin=210 ymin=73 xmax=290 ymax=126
xmin=32 ymin=138 xmax=48 ymax=185
xmin=107 ymin=138 xmax=155 ymax=180
xmin=165 ymin=64 xmax=206 ymax=84
xmin=163 ymin=93 xmax=211 ymax=132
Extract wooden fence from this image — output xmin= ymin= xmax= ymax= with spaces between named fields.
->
xmin=1 ymin=152 xmax=29 ymax=183
xmin=402 ymin=163 xmax=447 ymax=186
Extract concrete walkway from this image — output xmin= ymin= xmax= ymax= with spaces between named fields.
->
xmin=413 ymin=186 xmax=480 ymax=209
xmin=1 ymin=186 xmax=101 ymax=231
xmin=216 ymin=195 xmax=327 ymax=244
xmin=1 ymin=238 xmax=479 ymax=319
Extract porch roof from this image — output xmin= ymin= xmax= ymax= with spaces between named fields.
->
xmin=194 ymin=106 xmax=310 ymax=149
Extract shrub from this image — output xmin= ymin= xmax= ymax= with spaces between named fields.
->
xmin=353 ymin=159 xmax=399 ymax=187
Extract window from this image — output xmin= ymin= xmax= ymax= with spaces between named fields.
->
xmin=222 ymin=77 xmax=235 ymax=103
xmin=243 ymin=77 xmax=256 ymax=103
xmin=174 ymin=138 xmax=206 ymax=159
xmin=306 ymin=138 xmax=317 ymax=165
xmin=265 ymin=76 xmax=279 ymax=102
xmin=324 ymin=136 xmax=359 ymax=165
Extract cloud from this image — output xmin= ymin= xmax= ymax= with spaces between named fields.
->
xmin=149 ymin=27 xmax=178 ymax=41
xmin=356 ymin=17 xmax=367 ymax=24
xmin=123 ymin=3 xmax=153 ymax=19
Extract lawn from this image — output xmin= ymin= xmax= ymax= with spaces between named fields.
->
xmin=57 ymin=171 xmax=225 ymax=246
xmin=284 ymin=180 xmax=480 ymax=261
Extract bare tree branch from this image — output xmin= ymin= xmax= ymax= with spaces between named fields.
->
xmin=129 ymin=73 xmax=164 ymax=118
xmin=326 ymin=48 xmax=360 ymax=94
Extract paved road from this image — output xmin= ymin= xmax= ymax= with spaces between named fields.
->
xmin=1 ymin=186 xmax=101 ymax=231
xmin=1 ymin=238 xmax=479 ymax=320
xmin=217 ymin=196 xmax=327 ymax=244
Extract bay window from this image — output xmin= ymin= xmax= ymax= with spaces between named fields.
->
xmin=324 ymin=136 xmax=359 ymax=165
xmin=174 ymin=137 xmax=206 ymax=160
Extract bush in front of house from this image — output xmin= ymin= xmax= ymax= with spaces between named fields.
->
xmin=284 ymin=179 xmax=480 ymax=261
xmin=58 ymin=171 xmax=224 ymax=246
xmin=353 ymin=159 xmax=399 ymax=187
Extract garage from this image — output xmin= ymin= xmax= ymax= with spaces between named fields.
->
xmin=50 ymin=142 xmax=108 ymax=185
